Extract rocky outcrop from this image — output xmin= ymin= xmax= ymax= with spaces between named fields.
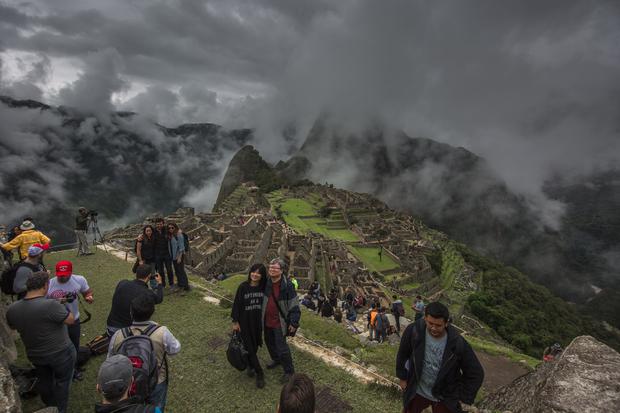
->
xmin=0 ymin=296 xmax=20 ymax=413
xmin=480 ymin=335 xmax=620 ymax=413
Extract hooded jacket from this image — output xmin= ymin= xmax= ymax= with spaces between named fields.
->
xmin=396 ymin=318 xmax=484 ymax=413
xmin=94 ymin=397 xmax=161 ymax=413
xmin=261 ymin=276 xmax=301 ymax=336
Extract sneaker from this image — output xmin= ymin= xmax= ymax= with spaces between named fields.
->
xmin=266 ymin=360 xmax=281 ymax=370
xmin=247 ymin=367 xmax=255 ymax=378
xmin=280 ymin=373 xmax=292 ymax=384
xmin=256 ymin=373 xmax=265 ymax=389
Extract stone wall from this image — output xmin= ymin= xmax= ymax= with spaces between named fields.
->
xmin=0 ymin=295 xmax=20 ymax=413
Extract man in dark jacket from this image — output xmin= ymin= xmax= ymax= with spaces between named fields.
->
xmin=105 ymin=264 xmax=163 ymax=335
xmin=262 ymin=258 xmax=301 ymax=384
xmin=396 ymin=302 xmax=484 ymax=413
xmin=152 ymin=218 xmax=173 ymax=288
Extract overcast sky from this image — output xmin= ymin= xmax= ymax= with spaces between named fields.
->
xmin=1 ymin=0 xmax=619 ymax=192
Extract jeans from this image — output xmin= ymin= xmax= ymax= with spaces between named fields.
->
xmin=31 ymin=345 xmax=76 ymax=413
xmin=405 ymin=394 xmax=450 ymax=413
xmin=155 ymin=256 xmax=174 ymax=287
xmin=172 ymin=256 xmax=189 ymax=289
xmin=394 ymin=314 xmax=401 ymax=332
xmin=148 ymin=380 xmax=168 ymax=411
xmin=67 ymin=319 xmax=81 ymax=368
xmin=264 ymin=327 xmax=294 ymax=374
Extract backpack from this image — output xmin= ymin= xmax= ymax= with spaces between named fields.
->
xmin=87 ymin=332 xmax=111 ymax=356
xmin=226 ymin=331 xmax=248 ymax=371
xmin=115 ymin=324 xmax=162 ymax=401
xmin=0 ymin=265 xmax=17 ymax=295
xmin=1 ymin=262 xmax=38 ymax=295
xmin=182 ymin=233 xmax=190 ymax=252
xmin=394 ymin=302 xmax=405 ymax=316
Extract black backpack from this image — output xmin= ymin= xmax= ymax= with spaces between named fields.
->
xmin=226 ymin=331 xmax=248 ymax=371
xmin=1 ymin=262 xmax=39 ymax=295
xmin=182 ymin=233 xmax=190 ymax=253
xmin=115 ymin=325 xmax=162 ymax=401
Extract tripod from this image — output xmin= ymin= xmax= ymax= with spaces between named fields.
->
xmin=88 ymin=215 xmax=108 ymax=253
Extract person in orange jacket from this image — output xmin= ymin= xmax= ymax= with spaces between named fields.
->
xmin=1 ymin=220 xmax=51 ymax=260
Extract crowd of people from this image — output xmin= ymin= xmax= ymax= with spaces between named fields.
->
xmin=2 ymin=214 xmax=488 ymax=413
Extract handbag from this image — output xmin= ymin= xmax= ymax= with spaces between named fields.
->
xmin=226 ymin=331 xmax=248 ymax=371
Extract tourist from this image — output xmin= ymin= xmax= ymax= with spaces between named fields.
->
xmin=367 ymin=304 xmax=378 ymax=341
xmin=289 ymin=274 xmax=299 ymax=291
xmin=316 ymin=294 xmax=326 ymax=314
xmin=153 ymin=218 xmax=173 ymax=288
xmin=6 ymin=271 xmax=76 ymax=413
xmin=108 ymin=293 xmax=181 ymax=411
xmin=396 ymin=302 xmax=484 ymax=413
xmin=75 ymin=207 xmax=92 ymax=256
xmin=391 ymin=295 xmax=405 ymax=333
xmin=95 ymin=354 xmax=161 ymax=413
xmin=345 ymin=302 xmax=357 ymax=322
xmin=47 ymin=260 xmax=94 ymax=381
xmin=300 ymin=294 xmax=316 ymax=311
xmin=308 ymin=280 xmax=320 ymax=299
xmin=106 ymin=264 xmax=163 ymax=336
xmin=320 ymin=297 xmax=334 ymax=318
xmin=263 ymin=258 xmax=301 ymax=384
xmin=136 ymin=225 xmax=156 ymax=274
xmin=543 ymin=343 xmax=563 ymax=362
xmin=412 ymin=295 xmax=425 ymax=321
xmin=232 ymin=263 xmax=268 ymax=388
xmin=334 ymin=307 xmax=343 ymax=323
xmin=12 ymin=243 xmax=47 ymax=299
xmin=1 ymin=220 xmax=51 ymax=260
xmin=277 ymin=373 xmax=315 ymax=413
xmin=167 ymin=222 xmax=189 ymax=294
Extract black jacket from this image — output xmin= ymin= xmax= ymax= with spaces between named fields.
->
xmin=396 ymin=319 xmax=484 ymax=413
xmin=153 ymin=229 xmax=169 ymax=258
xmin=106 ymin=279 xmax=163 ymax=329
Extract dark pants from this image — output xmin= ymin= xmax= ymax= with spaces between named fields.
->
xmin=247 ymin=348 xmax=263 ymax=375
xmin=172 ymin=257 xmax=189 ymax=289
xmin=264 ymin=327 xmax=294 ymax=374
xmin=67 ymin=319 xmax=81 ymax=368
xmin=405 ymin=394 xmax=450 ymax=413
xmin=31 ymin=345 xmax=76 ymax=413
xmin=394 ymin=314 xmax=401 ymax=332
xmin=155 ymin=256 xmax=174 ymax=286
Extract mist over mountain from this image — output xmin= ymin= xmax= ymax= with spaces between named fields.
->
xmin=0 ymin=96 xmax=250 ymax=244
xmin=276 ymin=117 xmax=620 ymax=306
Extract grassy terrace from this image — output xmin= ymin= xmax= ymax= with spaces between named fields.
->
xmin=346 ymin=245 xmax=400 ymax=273
xmin=15 ymin=250 xmax=402 ymax=413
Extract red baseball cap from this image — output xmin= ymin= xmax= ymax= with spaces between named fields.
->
xmin=55 ymin=260 xmax=73 ymax=277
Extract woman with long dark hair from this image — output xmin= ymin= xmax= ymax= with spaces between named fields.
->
xmin=231 ymin=263 xmax=267 ymax=388
xmin=167 ymin=222 xmax=190 ymax=294
xmin=136 ymin=225 xmax=156 ymax=273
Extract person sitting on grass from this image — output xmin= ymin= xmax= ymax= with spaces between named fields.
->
xmin=108 ymin=294 xmax=181 ymax=411
xmin=95 ymin=354 xmax=161 ymax=413
xmin=277 ymin=373 xmax=316 ymax=413
xmin=232 ymin=263 xmax=268 ymax=388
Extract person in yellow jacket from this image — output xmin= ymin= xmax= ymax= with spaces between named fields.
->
xmin=1 ymin=221 xmax=51 ymax=260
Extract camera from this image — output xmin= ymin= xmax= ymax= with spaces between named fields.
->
xmin=62 ymin=291 xmax=78 ymax=303
xmin=89 ymin=210 xmax=98 ymax=217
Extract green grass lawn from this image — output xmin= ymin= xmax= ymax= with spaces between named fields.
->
xmin=15 ymin=249 xmax=402 ymax=413
xmin=346 ymin=246 xmax=400 ymax=273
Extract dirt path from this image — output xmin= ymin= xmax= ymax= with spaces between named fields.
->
xmin=475 ymin=351 xmax=529 ymax=392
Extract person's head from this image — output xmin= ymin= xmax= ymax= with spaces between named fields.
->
xmin=130 ymin=293 xmax=155 ymax=322
xmin=416 ymin=295 xmax=422 ymax=301
xmin=20 ymin=220 xmax=35 ymax=231
xmin=371 ymin=303 xmax=376 ymax=309
xmin=11 ymin=226 xmax=21 ymax=235
xmin=392 ymin=295 xmax=397 ymax=300
xmin=167 ymin=222 xmax=179 ymax=236
xmin=143 ymin=225 xmax=154 ymax=238
xmin=155 ymin=218 xmax=164 ymax=230
xmin=26 ymin=271 xmax=49 ymax=293
xmin=55 ymin=260 xmax=73 ymax=284
xmin=97 ymin=354 xmax=134 ymax=403
xmin=269 ymin=258 xmax=287 ymax=281
xmin=135 ymin=264 xmax=152 ymax=281
xmin=277 ymin=373 xmax=315 ymax=413
xmin=248 ymin=263 xmax=267 ymax=288
xmin=27 ymin=243 xmax=47 ymax=262
xmin=78 ymin=207 xmax=88 ymax=216
xmin=424 ymin=302 xmax=450 ymax=338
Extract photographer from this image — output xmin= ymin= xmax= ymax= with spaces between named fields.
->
xmin=47 ymin=260 xmax=94 ymax=381
xmin=75 ymin=207 xmax=92 ymax=256
xmin=106 ymin=264 xmax=163 ymax=336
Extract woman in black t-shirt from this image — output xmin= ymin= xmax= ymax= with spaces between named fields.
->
xmin=231 ymin=263 xmax=267 ymax=388
xmin=136 ymin=225 xmax=156 ymax=273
